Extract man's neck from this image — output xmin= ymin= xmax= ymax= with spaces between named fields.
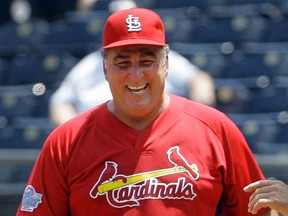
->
xmin=107 ymin=94 xmax=170 ymax=131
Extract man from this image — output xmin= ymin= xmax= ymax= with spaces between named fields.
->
xmin=17 ymin=8 xmax=276 ymax=215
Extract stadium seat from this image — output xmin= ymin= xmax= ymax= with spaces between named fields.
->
xmin=215 ymin=78 xmax=251 ymax=113
xmin=0 ymin=0 xmax=11 ymax=25
xmin=0 ymin=84 xmax=37 ymax=117
xmin=5 ymin=49 xmax=77 ymax=88
xmin=228 ymin=111 xmax=288 ymax=152
xmin=215 ymin=74 xmax=288 ymax=114
xmin=48 ymin=11 xmax=108 ymax=57
xmin=154 ymin=8 xmax=195 ymax=43
xmin=0 ymin=82 xmax=53 ymax=117
xmin=224 ymin=51 xmax=272 ymax=78
xmin=277 ymin=111 xmax=288 ymax=143
xmin=0 ymin=58 xmax=8 ymax=85
xmin=265 ymin=18 xmax=288 ymax=42
xmin=0 ymin=117 xmax=53 ymax=149
xmin=136 ymin=0 xmax=230 ymax=8
xmin=0 ymin=163 xmax=33 ymax=184
xmin=170 ymin=42 xmax=228 ymax=78
xmin=191 ymin=14 xmax=267 ymax=43
xmin=0 ymin=18 xmax=50 ymax=58
xmin=248 ymin=84 xmax=288 ymax=113
xmin=228 ymin=112 xmax=280 ymax=153
xmin=253 ymin=142 xmax=288 ymax=154
xmin=223 ymin=42 xmax=288 ymax=78
xmin=234 ymin=0 xmax=285 ymax=5
xmin=91 ymin=0 xmax=112 ymax=11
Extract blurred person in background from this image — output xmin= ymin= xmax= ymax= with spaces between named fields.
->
xmin=0 ymin=0 xmax=31 ymax=24
xmin=27 ymin=0 xmax=77 ymax=21
xmin=0 ymin=0 xmax=12 ymax=24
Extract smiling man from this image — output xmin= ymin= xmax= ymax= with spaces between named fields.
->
xmin=103 ymin=45 xmax=169 ymax=130
xmin=17 ymin=8 xmax=277 ymax=216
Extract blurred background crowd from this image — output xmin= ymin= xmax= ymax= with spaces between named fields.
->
xmin=0 ymin=0 xmax=288 ymax=215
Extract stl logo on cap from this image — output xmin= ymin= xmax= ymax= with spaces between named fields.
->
xmin=126 ymin=14 xmax=142 ymax=32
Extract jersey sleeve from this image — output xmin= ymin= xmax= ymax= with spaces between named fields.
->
xmin=216 ymin=113 xmax=269 ymax=216
xmin=16 ymin=129 xmax=70 ymax=216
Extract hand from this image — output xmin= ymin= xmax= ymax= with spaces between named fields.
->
xmin=189 ymin=71 xmax=216 ymax=106
xmin=244 ymin=179 xmax=288 ymax=215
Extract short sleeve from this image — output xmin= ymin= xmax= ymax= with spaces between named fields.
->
xmin=16 ymin=130 xmax=70 ymax=216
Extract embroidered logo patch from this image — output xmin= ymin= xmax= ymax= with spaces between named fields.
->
xmin=126 ymin=14 xmax=142 ymax=32
xmin=21 ymin=185 xmax=42 ymax=212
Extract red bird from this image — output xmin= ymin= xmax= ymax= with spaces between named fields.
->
xmin=167 ymin=146 xmax=199 ymax=180
xmin=90 ymin=161 xmax=118 ymax=198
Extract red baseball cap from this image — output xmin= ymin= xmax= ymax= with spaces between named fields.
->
xmin=103 ymin=8 xmax=166 ymax=49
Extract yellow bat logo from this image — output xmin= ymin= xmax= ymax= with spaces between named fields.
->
xmin=98 ymin=164 xmax=198 ymax=194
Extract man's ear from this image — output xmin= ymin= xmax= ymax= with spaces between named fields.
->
xmin=103 ymin=61 xmax=108 ymax=81
xmin=164 ymin=55 xmax=169 ymax=77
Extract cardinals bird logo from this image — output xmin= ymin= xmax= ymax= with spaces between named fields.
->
xmin=90 ymin=161 xmax=118 ymax=198
xmin=167 ymin=146 xmax=199 ymax=180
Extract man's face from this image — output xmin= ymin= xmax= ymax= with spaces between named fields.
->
xmin=103 ymin=45 xmax=168 ymax=120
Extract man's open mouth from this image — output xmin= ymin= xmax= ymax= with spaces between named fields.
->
xmin=127 ymin=84 xmax=148 ymax=94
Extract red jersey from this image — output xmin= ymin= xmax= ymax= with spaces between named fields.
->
xmin=17 ymin=94 xmax=268 ymax=215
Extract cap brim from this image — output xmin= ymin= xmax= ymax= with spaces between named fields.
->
xmin=103 ymin=39 xmax=166 ymax=49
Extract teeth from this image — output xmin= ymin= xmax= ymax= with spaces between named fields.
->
xmin=128 ymin=84 xmax=146 ymax=90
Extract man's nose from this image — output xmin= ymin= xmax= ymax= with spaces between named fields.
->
xmin=130 ymin=64 xmax=143 ymax=78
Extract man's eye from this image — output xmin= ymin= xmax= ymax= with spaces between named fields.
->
xmin=117 ymin=61 xmax=130 ymax=68
xmin=141 ymin=60 xmax=154 ymax=66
